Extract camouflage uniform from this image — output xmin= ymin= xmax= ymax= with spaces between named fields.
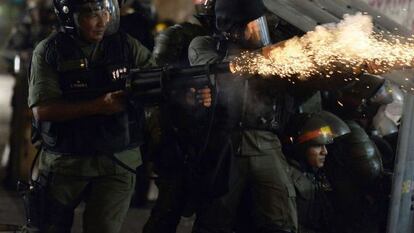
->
xmin=188 ymin=35 xmax=298 ymax=233
xmin=28 ymin=33 xmax=155 ymax=233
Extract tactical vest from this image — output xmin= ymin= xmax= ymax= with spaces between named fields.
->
xmin=215 ymin=42 xmax=296 ymax=133
xmin=214 ymin=76 xmax=295 ymax=133
xmin=34 ymin=32 xmax=144 ymax=155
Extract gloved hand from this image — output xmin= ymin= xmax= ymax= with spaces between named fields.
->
xmin=186 ymin=86 xmax=212 ymax=107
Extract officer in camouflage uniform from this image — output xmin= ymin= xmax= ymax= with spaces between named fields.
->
xmin=143 ymin=1 xmax=216 ymax=232
xmin=27 ymin=0 xmax=155 ymax=231
xmin=119 ymin=0 xmax=155 ymax=51
xmin=152 ymin=0 xmax=217 ymax=67
xmin=187 ymin=0 xmax=308 ymax=232
xmin=285 ymin=111 xmax=350 ymax=233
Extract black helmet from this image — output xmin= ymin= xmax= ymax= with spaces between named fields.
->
xmin=335 ymin=74 xmax=392 ymax=119
xmin=316 ymin=111 xmax=351 ymax=138
xmin=214 ymin=0 xmax=271 ymax=49
xmin=53 ymin=0 xmax=120 ymax=35
xmin=215 ymin=0 xmax=265 ymax=32
xmin=288 ymin=113 xmax=334 ymax=146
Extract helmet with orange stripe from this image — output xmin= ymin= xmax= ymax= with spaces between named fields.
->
xmin=286 ymin=112 xmax=350 ymax=169
xmin=288 ymin=113 xmax=334 ymax=169
xmin=294 ymin=114 xmax=334 ymax=146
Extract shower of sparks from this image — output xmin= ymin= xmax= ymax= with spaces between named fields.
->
xmin=230 ymin=13 xmax=414 ymax=81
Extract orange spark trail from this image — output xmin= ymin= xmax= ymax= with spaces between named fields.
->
xmin=230 ymin=13 xmax=414 ymax=80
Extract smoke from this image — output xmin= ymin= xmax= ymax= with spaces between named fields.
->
xmin=231 ymin=13 xmax=414 ymax=80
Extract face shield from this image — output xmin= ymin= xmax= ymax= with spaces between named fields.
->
xmin=246 ymin=16 xmax=272 ymax=47
xmin=372 ymin=105 xmax=399 ymax=136
xmin=227 ymin=15 xmax=272 ymax=49
xmin=372 ymin=83 xmax=403 ymax=136
xmin=73 ymin=0 xmax=120 ymax=36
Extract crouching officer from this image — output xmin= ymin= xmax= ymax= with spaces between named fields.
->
xmin=285 ymin=111 xmax=350 ymax=233
xmin=26 ymin=0 xmax=156 ymax=231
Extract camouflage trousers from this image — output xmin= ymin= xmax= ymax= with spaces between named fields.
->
xmin=192 ymin=149 xmax=298 ymax=233
xmin=22 ymin=171 xmax=135 ymax=233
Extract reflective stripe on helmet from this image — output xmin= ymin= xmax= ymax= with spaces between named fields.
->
xmin=297 ymin=126 xmax=333 ymax=144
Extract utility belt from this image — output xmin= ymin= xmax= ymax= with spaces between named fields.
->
xmin=40 ymin=146 xmax=141 ymax=176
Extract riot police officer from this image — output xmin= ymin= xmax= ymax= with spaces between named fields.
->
xmin=119 ymin=0 xmax=155 ymax=50
xmin=188 ymin=0 xmax=306 ymax=232
xmin=285 ymin=111 xmax=350 ymax=233
xmin=319 ymin=74 xmax=391 ymax=233
xmin=152 ymin=0 xmax=216 ymax=66
xmin=143 ymin=1 xmax=216 ymax=233
xmin=322 ymin=74 xmax=399 ymax=170
xmin=189 ymin=0 xmax=388 ymax=232
xmin=27 ymin=0 xmax=156 ymax=231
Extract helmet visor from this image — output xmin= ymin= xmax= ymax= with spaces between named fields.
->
xmin=74 ymin=0 xmax=120 ymax=36
xmin=243 ymin=16 xmax=272 ymax=48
